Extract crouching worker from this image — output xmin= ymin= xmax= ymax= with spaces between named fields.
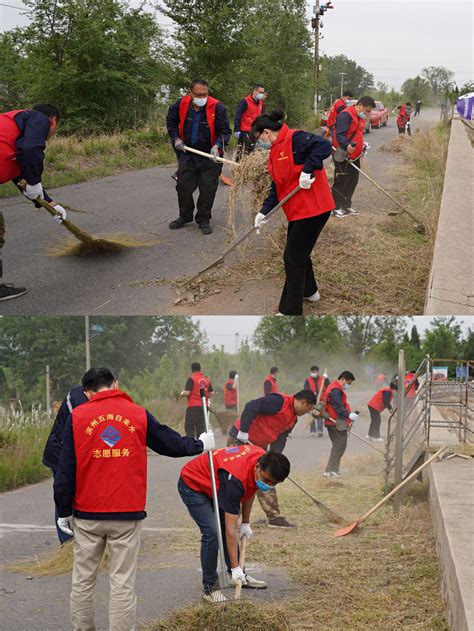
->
xmin=54 ymin=367 xmax=214 ymax=631
xmin=178 ymin=445 xmax=290 ymax=603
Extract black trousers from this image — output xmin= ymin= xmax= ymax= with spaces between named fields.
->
xmin=325 ymin=425 xmax=348 ymax=473
xmin=0 ymin=210 xmax=5 ymax=284
xmin=331 ymin=158 xmax=360 ymax=210
xmin=176 ymin=159 xmax=222 ymax=224
xmin=278 ymin=212 xmax=331 ymax=315
xmin=368 ymin=406 xmax=382 ymax=438
xmin=235 ymin=131 xmax=255 ymax=162
xmin=185 ymin=406 xmax=206 ymax=439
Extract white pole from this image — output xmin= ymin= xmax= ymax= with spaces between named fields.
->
xmin=85 ymin=315 xmax=91 ymax=371
xmin=46 ymin=365 xmax=51 ymax=417
xmin=394 ymin=350 xmax=405 ymax=512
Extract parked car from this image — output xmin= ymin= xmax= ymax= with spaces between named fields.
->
xmin=346 ymin=99 xmax=371 ymax=133
xmin=371 ymin=101 xmax=388 ymax=128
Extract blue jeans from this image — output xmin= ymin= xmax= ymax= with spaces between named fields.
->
xmin=310 ymin=416 xmax=324 ymax=433
xmin=178 ymin=478 xmax=232 ymax=592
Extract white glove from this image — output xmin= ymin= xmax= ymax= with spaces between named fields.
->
xmin=299 ymin=172 xmax=315 ymax=190
xmin=254 ymin=212 xmax=268 ymax=234
xmin=24 ymin=182 xmax=44 ymax=200
xmin=52 ymin=203 xmax=67 ymax=223
xmin=174 ymin=138 xmax=186 ymax=152
xmin=198 ymin=430 xmax=215 ymax=452
xmin=234 ymin=374 xmax=239 ymax=382
xmin=210 ymin=145 xmax=220 ymax=160
xmin=234 ymin=132 xmax=241 ymax=139
xmin=362 ymin=142 xmax=371 ymax=154
xmin=231 ymin=566 xmax=247 ymax=584
xmin=237 ymin=430 xmax=249 ymax=443
xmin=239 ymin=522 xmax=253 ymax=542
xmin=349 ymin=412 xmax=359 ymax=422
xmin=57 ymin=515 xmax=74 ymax=536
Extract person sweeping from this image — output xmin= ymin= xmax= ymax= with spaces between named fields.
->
xmin=178 ymin=444 xmax=290 ymax=602
xmin=251 ymin=109 xmax=335 ymax=316
xmin=367 ymin=380 xmax=397 ymax=441
xmin=0 ymin=104 xmax=66 ymax=301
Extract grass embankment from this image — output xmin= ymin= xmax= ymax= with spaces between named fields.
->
xmin=0 ymin=128 xmax=175 ymax=199
xmin=148 ymin=453 xmax=448 ymax=630
xmin=0 ymin=408 xmax=52 ymax=491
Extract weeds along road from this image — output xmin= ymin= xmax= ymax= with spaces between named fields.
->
xmin=0 ymin=110 xmax=440 ymax=316
xmin=0 ymin=390 xmax=377 ymax=629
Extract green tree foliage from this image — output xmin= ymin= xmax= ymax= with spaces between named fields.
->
xmin=319 ymin=54 xmax=375 ymax=107
xmin=421 ymin=66 xmax=455 ymax=100
xmin=422 ymin=317 xmax=462 ymax=360
xmin=410 ymin=325 xmax=421 ymax=349
xmin=401 ymin=75 xmax=431 ymax=103
xmin=0 ymin=30 xmax=28 ymax=111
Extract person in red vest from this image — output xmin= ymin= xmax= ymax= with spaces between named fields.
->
xmin=304 ymin=365 xmax=330 ymax=437
xmin=166 ymin=79 xmax=231 ymax=235
xmin=331 ymin=95 xmax=375 ymax=218
xmin=324 ymin=90 xmax=354 ymax=135
xmin=0 ymin=104 xmax=66 ymax=301
xmin=234 ymin=83 xmax=266 ymax=159
xmin=374 ymin=372 xmax=388 ymax=390
xmin=263 ymin=367 xmax=279 ymax=395
xmin=323 ymin=371 xmax=359 ymax=477
xmin=251 ymin=109 xmax=334 ymax=315
xmin=397 ymin=102 xmax=412 ymax=135
xmin=53 ymin=367 xmax=215 ymax=629
xmin=228 ymin=389 xmax=316 ymax=529
xmin=180 ymin=362 xmax=214 ymax=439
xmin=224 ymin=370 xmax=239 ymax=410
xmin=179 ymin=445 xmax=290 ymax=602
xmin=403 ymin=370 xmax=419 ymax=414
xmin=367 ymin=380 xmax=397 ymax=441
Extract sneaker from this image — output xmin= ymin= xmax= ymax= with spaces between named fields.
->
xmin=346 ymin=207 xmax=359 ymax=215
xmin=268 ymin=516 xmax=296 ymax=529
xmin=331 ymin=208 xmax=346 ymax=218
xmin=332 ymin=472 xmax=342 ymax=477
xmin=0 ymin=284 xmax=28 ymax=302
xmin=169 ymin=217 xmax=191 ymax=230
xmin=199 ymin=222 xmax=213 ymax=235
xmin=202 ymin=589 xmax=228 ymax=603
xmin=318 ymin=431 xmax=323 ymax=437
xmin=227 ymin=572 xmax=267 ymax=589
xmin=374 ymin=437 xmax=384 ymax=443
xmin=310 ymin=433 xmax=317 ymax=438
xmin=323 ymin=471 xmax=335 ymax=478
xmin=304 ymin=290 xmax=321 ymax=302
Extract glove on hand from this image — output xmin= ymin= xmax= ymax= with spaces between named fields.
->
xmin=57 ymin=516 xmax=74 ymax=536
xmin=210 ymin=145 xmax=220 ymax=160
xmin=239 ymin=522 xmax=253 ymax=542
xmin=236 ymin=430 xmax=249 ymax=443
xmin=198 ymin=431 xmax=215 ymax=452
xmin=299 ymin=172 xmax=315 ymax=189
xmin=349 ymin=412 xmax=359 ymax=422
xmin=24 ymin=182 xmax=44 ymax=200
xmin=52 ymin=203 xmax=67 ymax=223
xmin=174 ymin=138 xmax=186 ymax=152
xmin=254 ymin=212 xmax=268 ymax=234
xmin=231 ymin=566 xmax=247 ymax=584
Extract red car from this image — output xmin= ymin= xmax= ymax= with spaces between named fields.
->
xmin=370 ymin=101 xmax=388 ymax=128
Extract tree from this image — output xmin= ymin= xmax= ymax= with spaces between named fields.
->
xmin=401 ymin=75 xmax=430 ymax=103
xmin=410 ymin=325 xmax=421 ymax=349
xmin=421 ymin=66 xmax=455 ymax=100
xmin=319 ymin=54 xmax=375 ymax=107
xmin=0 ymin=30 xmax=29 ymax=111
xmin=422 ymin=317 xmax=462 ymax=360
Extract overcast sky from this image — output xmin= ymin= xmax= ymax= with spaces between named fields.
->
xmin=1 ymin=1 xmax=471 ymax=91
xmin=194 ymin=316 xmax=473 ymax=353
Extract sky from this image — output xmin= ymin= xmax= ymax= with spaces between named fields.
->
xmin=193 ymin=316 xmax=474 ymax=353
xmin=1 ymin=1 xmax=472 ymax=91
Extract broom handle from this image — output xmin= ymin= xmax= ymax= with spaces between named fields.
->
xmin=287 ymin=475 xmax=323 ymax=505
xmin=184 ymin=145 xmax=239 ymax=167
xmin=16 ymin=180 xmax=63 ymax=220
xmin=235 ymin=534 xmax=248 ymax=600
xmin=358 ymin=445 xmax=446 ymax=524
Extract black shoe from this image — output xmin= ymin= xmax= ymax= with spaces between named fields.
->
xmin=199 ymin=222 xmax=213 ymax=235
xmin=0 ymin=284 xmax=28 ymax=301
xmin=169 ymin=217 xmax=190 ymax=230
xmin=268 ymin=517 xmax=296 ymax=529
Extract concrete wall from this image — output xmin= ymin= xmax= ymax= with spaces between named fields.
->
xmin=425 ymin=118 xmax=474 ymax=315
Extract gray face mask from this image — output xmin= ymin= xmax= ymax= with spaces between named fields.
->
xmin=193 ymin=97 xmax=207 ymax=107
xmin=358 ymin=111 xmax=368 ymax=120
xmin=256 ymin=139 xmax=271 ymax=150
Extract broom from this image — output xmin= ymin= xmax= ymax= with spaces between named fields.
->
xmin=286 ymin=476 xmax=345 ymax=525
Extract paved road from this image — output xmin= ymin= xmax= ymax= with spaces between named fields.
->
xmin=0 ymin=390 xmax=378 ymax=629
xmin=0 ymin=110 xmax=440 ymax=316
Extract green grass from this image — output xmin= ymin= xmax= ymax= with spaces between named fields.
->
xmin=0 ymin=408 xmax=52 ymax=491
xmin=0 ymin=127 xmax=175 ymax=198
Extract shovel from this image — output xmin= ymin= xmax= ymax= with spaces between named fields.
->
xmin=334 ymin=445 xmax=447 ymax=537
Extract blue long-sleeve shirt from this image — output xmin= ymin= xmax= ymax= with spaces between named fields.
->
xmin=260 ymin=131 xmax=333 ymax=215
xmin=328 ymin=387 xmax=350 ymax=419
xmin=335 ymin=111 xmax=353 ymax=150
xmin=54 ymin=411 xmax=204 ymax=520
xmin=233 ymin=97 xmax=266 ymax=133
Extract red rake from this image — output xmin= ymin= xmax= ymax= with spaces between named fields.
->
xmin=334 ymin=445 xmax=447 ymax=537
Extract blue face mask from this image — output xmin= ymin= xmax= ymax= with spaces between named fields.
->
xmin=256 ymin=139 xmax=271 ymax=150
xmin=193 ymin=97 xmax=207 ymax=108
xmin=358 ymin=111 xmax=368 ymax=120
xmin=256 ymin=93 xmax=265 ymax=101
xmin=256 ymin=478 xmax=274 ymax=492
xmin=344 ymin=383 xmax=351 ymax=391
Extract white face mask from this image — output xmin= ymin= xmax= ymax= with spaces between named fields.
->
xmin=310 ymin=372 xmax=318 ymax=378
xmin=358 ymin=111 xmax=368 ymax=120
xmin=193 ymin=97 xmax=208 ymax=107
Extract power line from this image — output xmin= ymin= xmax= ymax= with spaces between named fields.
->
xmin=0 ymin=2 xmax=26 ymax=9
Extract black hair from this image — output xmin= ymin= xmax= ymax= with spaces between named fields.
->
xmin=82 ymin=367 xmax=116 ymax=392
xmin=310 ymin=365 xmax=319 ymax=372
xmin=338 ymin=370 xmax=355 ymax=381
xmin=191 ymin=362 xmax=201 ymax=372
xmin=357 ymin=96 xmax=376 ymax=108
xmin=342 ymin=90 xmax=354 ymax=98
xmin=251 ymin=108 xmax=285 ymax=134
xmin=190 ymin=79 xmax=209 ymax=90
xmin=270 ymin=366 xmax=279 ymax=375
xmin=229 ymin=370 xmax=237 ymax=379
xmin=259 ymin=452 xmax=290 ymax=482
xmin=390 ymin=381 xmax=398 ymax=390
xmin=253 ymin=83 xmax=265 ymax=90
xmin=294 ymin=389 xmax=317 ymax=405
xmin=406 ymin=101 xmax=412 ymax=105
xmin=32 ymin=104 xmax=60 ymax=121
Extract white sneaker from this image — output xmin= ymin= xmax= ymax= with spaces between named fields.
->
xmin=332 ymin=471 xmax=342 ymax=477
xmin=202 ymin=589 xmax=228 ymax=603
xmin=228 ymin=573 xmax=267 ymax=589
xmin=374 ymin=437 xmax=384 ymax=442
xmin=323 ymin=471 xmax=335 ymax=477
xmin=331 ymin=208 xmax=346 ymax=218
xmin=304 ymin=290 xmax=320 ymax=302
xmin=346 ymin=207 xmax=359 ymax=215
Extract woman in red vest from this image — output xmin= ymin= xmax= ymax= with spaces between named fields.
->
xmin=234 ymin=83 xmax=266 ymax=159
xmin=180 ymin=362 xmax=214 ymax=438
xmin=224 ymin=370 xmax=238 ymax=410
xmin=179 ymin=446 xmax=290 ymax=602
xmin=367 ymin=380 xmax=397 ymax=441
xmin=251 ymin=109 xmax=335 ymax=315
xmin=304 ymin=365 xmax=329 ymax=436
xmin=397 ymin=102 xmax=412 ymax=135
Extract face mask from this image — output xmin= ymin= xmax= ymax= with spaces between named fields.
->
xmin=310 ymin=372 xmax=318 ymax=378
xmin=256 ymin=93 xmax=265 ymax=101
xmin=344 ymin=383 xmax=351 ymax=391
xmin=256 ymin=478 xmax=274 ymax=492
xmin=358 ymin=112 xmax=368 ymax=120
xmin=193 ymin=97 xmax=207 ymax=107
xmin=256 ymin=139 xmax=271 ymax=150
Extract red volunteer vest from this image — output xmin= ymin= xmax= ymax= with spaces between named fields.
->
xmin=178 ymin=95 xmax=219 ymax=147
xmin=326 ymin=98 xmax=346 ymax=128
xmin=404 ymin=373 xmax=417 ymax=398
xmin=375 ymin=374 xmax=386 ymax=384
xmin=264 ymin=374 xmax=278 ymax=394
xmin=332 ymin=105 xmax=365 ymax=160
xmin=224 ymin=379 xmax=238 ymax=407
xmin=240 ymin=95 xmax=264 ymax=132
xmin=397 ymin=105 xmax=410 ymax=128
xmin=234 ymin=394 xmax=297 ymax=448
xmin=188 ymin=371 xmax=211 ymax=408
xmin=72 ymin=390 xmax=148 ymax=513
xmin=307 ymin=375 xmax=325 ymax=397
xmin=368 ymin=387 xmax=393 ymax=412
xmin=324 ymin=381 xmax=351 ymax=428
xmin=268 ymin=124 xmax=334 ymax=221
xmin=180 ymin=444 xmax=266 ymax=504
xmin=0 ymin=109 xmax=25 ymax=184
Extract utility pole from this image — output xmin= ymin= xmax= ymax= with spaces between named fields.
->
xmin=234 ymin=332 xmax=240 ymax=354
xmin=85 ymin=315 xmax=91 ymax=371
xmin=311 ymin=2 xmax=334 ymax=115
xmin=339 ymin=72 xmax=347 ymax=98
xmin=45 ymin=365 xmax=51 ymax=417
